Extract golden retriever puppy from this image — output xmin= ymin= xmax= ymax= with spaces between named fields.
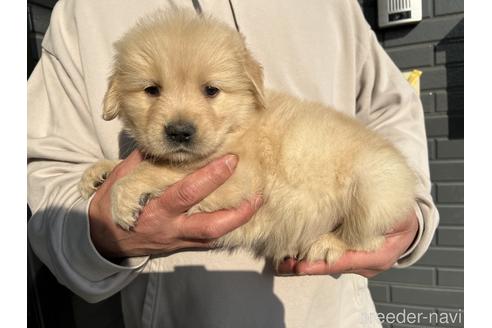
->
xmin=79 ymin=10 xmax=417 ymax=265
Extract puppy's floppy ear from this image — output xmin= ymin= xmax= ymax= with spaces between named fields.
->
xmin=241 ymin=42 xmax=266 ymax=110
xmin=102 ymin=76 xmax=121 ymax=121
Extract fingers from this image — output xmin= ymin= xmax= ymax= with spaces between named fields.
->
xmin=295 ymin=253 xmax=362 ymax=275
xmin=177 ymin=196 xmax=262 ymax=240
xmin=276 ymin=258 xmax=297 ymax=275
xmin=173 ymin=239 xmax=214 ymax=250
xmin=144 ymin=197 xmax=261 ymax=253
xmin=299 ymin=245 xmax=397 ymax=275
xmin=158 ymin=155 xmax=238 ymax=215
xmin=352 ymin=269 xmax=379 ymax=278
xmin=277 ymin=239 xmax=398 ymax=276
xmin=277 ymin=255 xmax=375 ymax=276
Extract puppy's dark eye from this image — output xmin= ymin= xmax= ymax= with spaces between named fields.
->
xmin=203 ymin=85 xmax=220 ymax=98
xmin=144 ymin=86 xmax=160 ymax=97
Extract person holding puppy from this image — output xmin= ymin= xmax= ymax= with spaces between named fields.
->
xmin=28 ymin=0 xmax=438 ymax=327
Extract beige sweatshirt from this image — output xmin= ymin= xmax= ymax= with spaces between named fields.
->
xmin=27 ymin=0 xmax=439 ymax=327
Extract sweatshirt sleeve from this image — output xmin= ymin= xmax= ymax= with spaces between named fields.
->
xmin=27 ymin=0 xmax=148 ymax=303
xmin=353 ymin=6 xmax=439 ymax=268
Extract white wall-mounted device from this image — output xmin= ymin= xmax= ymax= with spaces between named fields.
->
xmin=377 ymin=0 xmax=422 ymax=28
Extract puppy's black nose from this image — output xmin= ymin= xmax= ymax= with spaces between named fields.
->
xmin=165 ymin=121 xmax=196 ymax=144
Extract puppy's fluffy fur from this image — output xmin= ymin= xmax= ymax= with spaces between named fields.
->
xmin=80 ymin=10 xmax=417 ymax=265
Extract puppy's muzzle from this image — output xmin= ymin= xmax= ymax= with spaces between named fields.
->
xmin=165 ymin=121 xmax=196 ymax=145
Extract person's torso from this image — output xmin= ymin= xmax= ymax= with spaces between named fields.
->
xmin=52 ymin=0 xmax=379 ymax=326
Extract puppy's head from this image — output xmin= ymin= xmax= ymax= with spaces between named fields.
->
xmin=103 ymin=10 xmax=265 ymax=163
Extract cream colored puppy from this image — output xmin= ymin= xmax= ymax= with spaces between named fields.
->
xmin=80 ymin=10 xmax=417 ymax=265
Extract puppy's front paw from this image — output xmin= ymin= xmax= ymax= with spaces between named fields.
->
xmin=79 ymin=160 xmax=118 ymax=199
xmin=110 ymin=182 xmax=140 ymax=230
xmin=110 ymin=180 xmax=157 ymax=230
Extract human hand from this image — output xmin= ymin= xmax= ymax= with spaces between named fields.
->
xmin=88 ymin=150 xmax=262 ymax=259
xmin=276 ymin=210 xmax=419 ymax=277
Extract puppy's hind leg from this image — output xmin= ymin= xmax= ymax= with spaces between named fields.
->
xmin=333 ymin=170 xmax=393 ymax=255
xmin=300 ymin=214 xmax=384 ymax=266
xmin=301 ymin=233 xmax=349 ymax=265
xmin=79 ymin=160 xmax=120 ymax=199
xmin=301 ymin=172 xmax=390 ymax=265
